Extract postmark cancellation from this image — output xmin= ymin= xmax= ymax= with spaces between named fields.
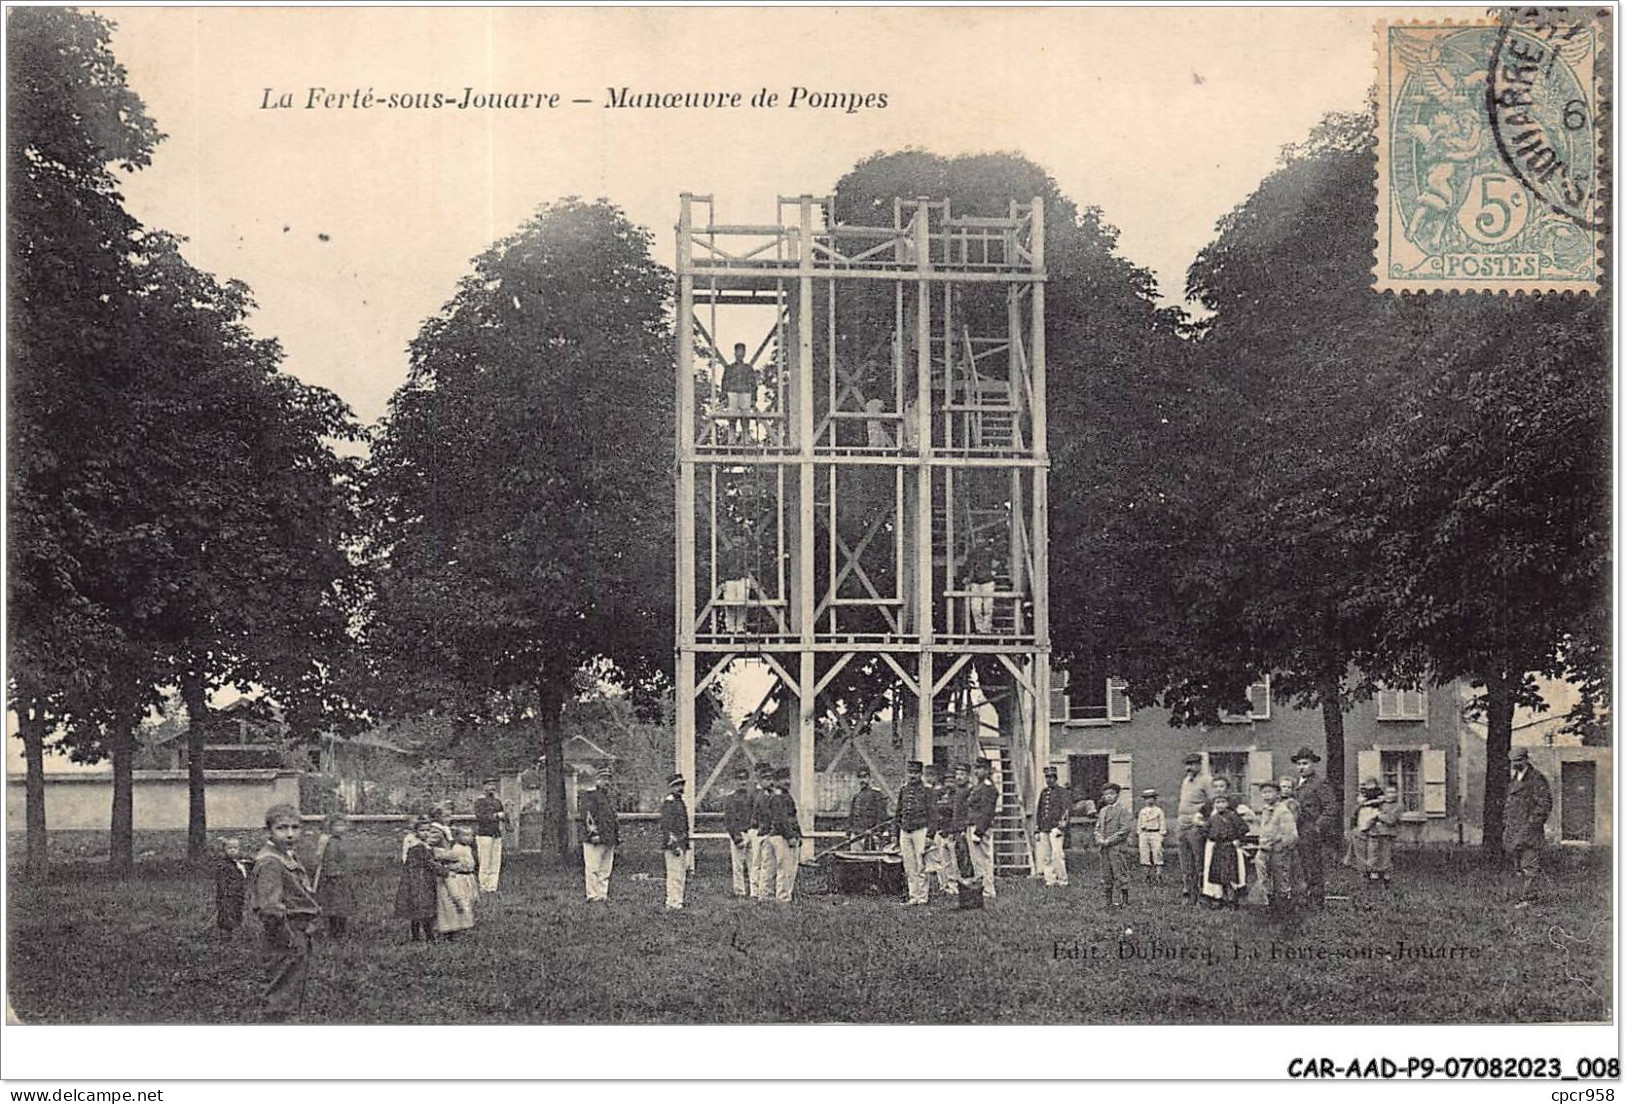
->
xmin=1375 ymin=11 xmax=1608 ymax=293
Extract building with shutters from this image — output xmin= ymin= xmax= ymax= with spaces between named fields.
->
xmin=1046 ymin=671 xmax=1463 ymax=845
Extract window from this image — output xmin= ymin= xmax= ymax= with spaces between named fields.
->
xmin=1361 ymin=746 xmax=1447 ymax=816
xmin=1206 ymin=751 xmax=1249 ymax=793
xmin=1377 ymin=686 xmax=1428 ymax=721
xmin=1067 ymin=679 xmax=1107 ymax=723
xmin=1380 ymin=749 xmax=1423 ymax=813
xmin=1221 ymin=676 xmax=1271 ymax=723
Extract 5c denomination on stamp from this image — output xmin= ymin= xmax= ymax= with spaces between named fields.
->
xmin=1375 ymin=11 xmax=1607 ymax=293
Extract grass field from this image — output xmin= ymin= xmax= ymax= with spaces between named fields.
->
xmin=6 ymin=834 xmax=1612 ymax=1025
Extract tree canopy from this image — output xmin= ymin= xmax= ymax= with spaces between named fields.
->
xmin=364 ymin=198 xmax=675 ymax=856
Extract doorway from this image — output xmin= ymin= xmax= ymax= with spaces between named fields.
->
xmin=1560 ymin=761 xmax=1596 ymax=843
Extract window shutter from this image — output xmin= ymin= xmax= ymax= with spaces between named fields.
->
xmin=1247 ymin=750 xmax=1273 ymax=805
xmin=1356 ymin=749 xmax=1381 ymax=790
xmin=1107 ymin=753 xmax=1133 ymax=792
xmin=1107 ymin=678 xmax=1132 ymax=722
xmin=1405 ymin=690 xmax=1428 ymax=720
xmin=1422 ymin=747 xmax=1447 ymax=815
xmin=1376 ymin=688 xmax=1400 ymax=719
xmin=1247 ymin=678 xmax=1272 ymax=720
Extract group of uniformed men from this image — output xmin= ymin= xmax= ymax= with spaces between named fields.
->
xmin=578 ymin=740 xmax=1558 ymax=914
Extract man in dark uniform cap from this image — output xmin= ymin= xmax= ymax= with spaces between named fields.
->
xmin=660 ymin=773 xmax=690 ymax=910
xmin=848 ymin=767 xmax=889 ymax=852
xmin=1291 ymin=746 xmax=1339 ymax=909
xmin=748 ymin=762 xmax=776 ymax=899
xmin=579 ymin=765 xmax=620 ymax=902
xmin=1034 ymin=764 xmax=1071 ymax=887
xmin=722 ymin=765 xmax=756 ymax=898
xmin=929 ymin=763 xmax=960 ymax=897
xmin=895 ymin=760 xmax=933 ymax=905
xmin=964 ymin=759 xmax=999 ymax=904
xmin=766 ymin=767 xmax=802 ymax=902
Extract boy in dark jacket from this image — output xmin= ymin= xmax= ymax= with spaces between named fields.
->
xmin=251 ymin=804 xmax=320 ymax=1022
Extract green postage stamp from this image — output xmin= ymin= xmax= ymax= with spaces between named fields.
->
xmin=1376 ymin=10 xmax=1608 ymax=293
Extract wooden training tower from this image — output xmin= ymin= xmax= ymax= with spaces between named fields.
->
xmin=674 ymin=193 xmax=1050 ymax=874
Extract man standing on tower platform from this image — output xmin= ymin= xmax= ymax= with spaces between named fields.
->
xmin=660 ymin=773 xmax=690 ymax=910
xmin=579 ymin=766 xmax=620 ymax=903
xmin=964 ymin=759 xmax=999 ymax=904
xmin=1034 ymin=765 xmax=1071 ymax=888
xmin=722 ymin=766 xmax=755 ymax=898
xmin=895 ymin=760 xmax=933 ymax=905
xmin=1291 ymin=746 xmax=1339 ymax=910
xmin=721 ymin=342 xmax=757 ymax=444
xmin=848 ymin=767 xmax=889 ymax=851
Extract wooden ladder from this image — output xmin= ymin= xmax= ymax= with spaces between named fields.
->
xmin=980 ymin=743 xmax=1033 ymax=876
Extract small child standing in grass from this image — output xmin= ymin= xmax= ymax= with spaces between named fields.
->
xmin=250 ymin=804 xmax=320 ymax=1022
xmin=1136 ymin=789 xmax=1166 ymax=885
xmin=313 ymin=813 xmax=355 ymax=938
xmin=433 ymin=826 xmax=479 ymax=939
xmin=214 ymin=837 xmax=250 ymax=936
xmin=394 ymin=816 xmax=440 ymax=943
xmin=1199 ymin=793 xmax=1247 ymax=908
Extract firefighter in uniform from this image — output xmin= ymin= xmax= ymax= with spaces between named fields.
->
xmin=929 ymin=764 xmax=960 ymax=897
xmin=894 ymin=760 xmax=933 ymax=905
xmin=848 ymin=767 xmax=889 ymax=851
xmin=748 ymin=762 xmax=776 ymax=899
xmin=660 ymin=773 xmax=690 ymax=910
xmin=964 ymin=759 xmax=999 ymax=904
xmin=722 ymin=766 xmax=755 ymax=898
xmin=767 ymin=767 xmax=802 ymax=903
xmin=1034 ymin=765 xmax=1071 ymax=887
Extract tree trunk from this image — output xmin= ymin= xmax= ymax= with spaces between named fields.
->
xmin=20 ymin=700 xmax=49 ymax=881
xmin=109 ymin=720 xmax=136 ymax=876
xmin=1318 ymin=673 xmax=1346 ymax=816
xmin=537 ymin=679 xmax=570 ymax=861
xmin=181 ymin=668 xmax=210 ymax=863
xmin=1480 ymin=668 xmax=1515 ymax=865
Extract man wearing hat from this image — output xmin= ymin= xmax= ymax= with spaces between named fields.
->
xmin=748 ymin=762 xmax=777 ymax=899
xmin=472 ymin=777 xmax=508 ymax=894
xmin=1503 ymin=747 xmax=1552 ymax=908
xmin=894 ymin=760 xmax=933 ymax=905
xmin=1136 ymin=789 xmax=1166 ymax=885
xmin=765 ymin=767 xmax=802 ymax=902
xmin=928 ymin=763 xmax=961 ymax=897
xmin=1094 ymin=781 xmax=1135 ymax=908
xmin=1176 ymin=753 xmax=1212 ymax=903
xmin=1034 ymin=765 xmax=1072 ymax=888
xmin=1291 ymin=746 xmax=1339 ymax=909
xmin=848 ymin=767 xmax=890 ymax=852
xmin=578 ymin=765 xmax=620 ymax=902
xmin=964 ymin=759 xmax=999 ymax=903
xmin=722 ymin=765 xmax=756 ymax=898
xmin=659 ymin=773 xmax=691 ymax=910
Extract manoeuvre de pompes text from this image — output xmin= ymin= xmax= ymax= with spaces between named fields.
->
xmin=262 ymin=86 xmax=890 ymax=113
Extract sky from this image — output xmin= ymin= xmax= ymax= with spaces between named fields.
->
xmin=92 ymin=6 xmax=1380 ymax=429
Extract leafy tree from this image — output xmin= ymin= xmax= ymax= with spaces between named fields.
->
xmin=9 ymin=8 xmax=364 ymax=873
xmin=365 ymin=198 xmax=674 ymax=858
xmin=1176 ymin=111 xmax=1412 ymax=797
xmin=7 ymin=7 xmax=163 ymax=877
xmin=1371 ymin=285 xmax=1609 ymax=852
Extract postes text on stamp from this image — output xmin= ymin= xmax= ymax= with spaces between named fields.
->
xmin=1375 ymin=11 xmax=1607 ymax=293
